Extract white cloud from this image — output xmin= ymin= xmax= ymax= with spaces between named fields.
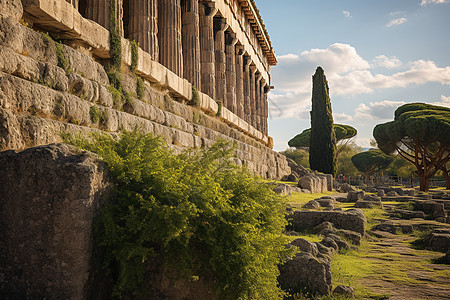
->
xmin=431 ymin=95 xmax=450 ymax=107
xmin=386 ymin=18 xmax=407 ymax=27
xmin=354 ymin=138 xmax=373 ymax=149
xmin=333 ymin=113 xmax=353 ymax=122
xmin=421 ymin=0 xmax=447 ymax=6
xmin=342 ymin=10 xmax=351 ymax=18
xmin=354 ymin=101 xmax=405 ymax=120
xmin=372 ymin=55 xmax=402 ymax=69
xmin=270 ymin=43 xmax=450 ymax=120
xmin=390 ymin=11 xmax=405 ymax=16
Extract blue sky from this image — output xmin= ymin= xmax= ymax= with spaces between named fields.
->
xmin=255 ymin=0 xmax=450 ymax=151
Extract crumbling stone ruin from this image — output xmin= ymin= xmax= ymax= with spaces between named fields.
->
xmin=0 ymin=0 xmax=293 ymax=298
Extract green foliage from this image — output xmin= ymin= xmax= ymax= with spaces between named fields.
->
xmin=136 ymin=77 xmax=144 ymax=100
xmin=351 ymin=149 xmax=393 ymax=177
xmin=89 ymin=105 xmax=108 ymax=126
xmin=130 ymin=40 xmax=139 ymax=72
xmin=109 ymin=0 xmax=122 ymax=70
xmin=386 ymin=155 xmax=416 ymax=177
xmin=190 ymin=86 xmax=200 ymax=107
xmin=64 ymin=131 xmax=293 ymax=299
xmin=55 ymin=43 xmax=72 ymax=73
xmin=216 ymin=100 xmax=223 ymax=117
xmin=309 ymin=67 xmax=337 ymax=176
xmin=89 ymin=105 xmax=101 ymax=123
xmin=288 ymin=128 xmax=311 ymax=149
xmin=107 ymin=71 xmax=133 ymax=109
xmin=336 ymin=141 xmax=361 ymax=176
xmin=280 ymin=148 xmax=309 ymax=168
xmin=373 ymin=102 xmax=450 ymax=191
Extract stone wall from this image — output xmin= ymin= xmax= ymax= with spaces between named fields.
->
xmin=0 ymin=1 xmax=290 ymax=178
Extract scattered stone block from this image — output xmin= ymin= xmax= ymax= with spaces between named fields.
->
xmin=291 ymin=209 xmax=366 ymax=235
xmin=347 ymin=190 xmax=365 ymax=202
xmin=273 ymin=183 xmax=292 ymax=196
xmin=423 ymin=229 xmax=450 ymax=252
xmin=333 ymin=285 xmax=355 ymax=297
xmin=279 ymin=252 xmax=332 ymax=296
xmin=354 ymin=200 xmax=374 ymax=209
xmin=339 ymin=183 xmax=356 ymax=193
xmin=303 ymin=200 xmax=320 ymax=209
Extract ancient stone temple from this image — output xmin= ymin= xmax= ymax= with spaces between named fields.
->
xmin=0 ymin=0 xmax=289 ymax=178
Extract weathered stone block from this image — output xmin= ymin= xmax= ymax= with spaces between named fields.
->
xmin=279 ymin=252 xmax=331 ymax=296
xmin=291 ymin=209 xmax=366 ymax=235
xmin=0 ymin=143 xmax=110 ymax=299
xmin=0 ymin=0 xmax=23 ymax=21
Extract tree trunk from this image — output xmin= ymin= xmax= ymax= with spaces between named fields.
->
xmin=418 ymin=174 xmax=430 ymax=192
xmin=442 ymin=168 xmax=450 ymax=190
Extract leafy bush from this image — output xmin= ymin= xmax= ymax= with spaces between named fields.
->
xmin=280 ymin=148 xmax=309 ymax=168
xmin=64 ymin=131 xmax=293 ymax=299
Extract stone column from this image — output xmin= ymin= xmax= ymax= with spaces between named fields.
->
xmin=254 ymin=73 xmax=262 ymax=131
xmin=260 ymin=79 xmax=266 ymax=134
xmin=235 ymin=45 xmax=245 ymax=119
xmin=225 ymin=32 xmax=237 ymax=113
xmin=181 ymin=0 xmax=201 ymax=89
xmin=199 ymin=2 xmax=217 ymax=99
xmin=128 ymin=0 xmax=158 ymax=60
xmin=249 ymin=65 xmax=257 ymax=128
xmin=243 ymin=56 xmax=251 ymax=123
xmin=158 ymin=0 xmax=183 ymax=77
xmin=263 ymin=85 xmax=270 ymax=135
xmin=85 ymin=0 xmax=123 ymax=35
xmin=214 ymin=17 xmax=228 ymax=105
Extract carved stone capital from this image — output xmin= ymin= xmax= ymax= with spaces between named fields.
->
xmin=244 ymin=55 xmax=252 ymax=67
xmin=214 ymin=17 xmax=229 ymax=32
xmin=200 ymin=1 xmax=217 ymax=17
xmin=236 ymin=44 xmax=245 ymax=56
xmin=225 ymin=32 xmax=238 ymax=46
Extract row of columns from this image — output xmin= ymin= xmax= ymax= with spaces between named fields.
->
xmin=80 ymin=0 xmax=269 ymax=135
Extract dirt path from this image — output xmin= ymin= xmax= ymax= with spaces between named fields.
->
xmin=357 ymin=223 xmax=450 ymax=299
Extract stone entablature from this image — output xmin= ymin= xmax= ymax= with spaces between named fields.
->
xmin=22 ymin=0 xmax=274 ymax=141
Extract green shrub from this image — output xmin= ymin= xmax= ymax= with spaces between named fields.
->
xmin=130 ymin=40 xmax=139 ymax=72
xmin=64 ymin=131 xmax=293 ymax=299
xmin=216 ymin=100 xmax=223 ymax=117
xmin=136 ymin=77 xmax=144 ymax=100
xmin=190 ymin=86 xmax=200 ymax=107
xmin=109 ymin=0 xmax=121 ymax=70
xmin=89 ymin=106 xmax=101 ymax=123
xmin=55 ymin=43 xmax=71 ymax=73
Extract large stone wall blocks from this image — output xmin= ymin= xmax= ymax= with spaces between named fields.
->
xmin=153 ymin=122 xmax=174 ymax=144
xmin=0 ymin=45 xmax=41 ymax=82
xmin=0 ymin=16 xmax=25 ymax=55
xmin=171 ymin=127 xmax=195 ymax=148
xmin=0 ymin=46 xmax=68 ymax=92
xmin=0 ymin=143 xmax=110 ymax=299
xmin=131 ymin=100 xmax=165 ymax=124
xmin=0 ymin=108 xmax=24 ymax=149
xmin=67 ymin=73 xmax=100 ymax=103
xmin=164 ymin=111 xmax=193 ymax=134
xmin=0 ymin=0 xmax=23 ymax=21
xmin=61 ymin=43 xmax=108 ymax=85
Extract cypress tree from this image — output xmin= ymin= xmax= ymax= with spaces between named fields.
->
xmin=309 ymin=66 xmax=337 ymax=176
